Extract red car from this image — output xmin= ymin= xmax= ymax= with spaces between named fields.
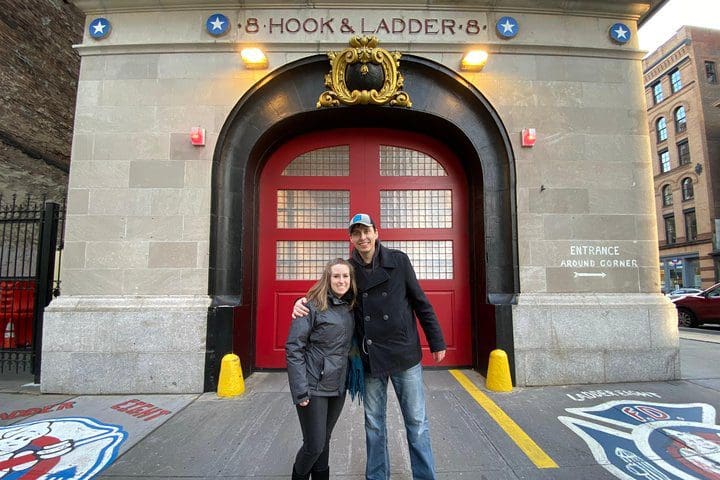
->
xmin=672 ymin=282 xmax=720 ymax=327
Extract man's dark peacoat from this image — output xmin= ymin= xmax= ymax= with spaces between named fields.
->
xmin=351 ymin=242 xmax=446 ymax=377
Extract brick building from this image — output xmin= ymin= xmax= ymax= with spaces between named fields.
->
xmin=643 ymin=26 xmax=720 ymax=292
xmin=0 ymin=0 xmax=83 ymax=203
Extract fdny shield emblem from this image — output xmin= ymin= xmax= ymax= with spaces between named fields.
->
xmin=0 ymin=417 xmax=126 ymax=479
xmin=560 ymin=400 xmax=720 ymax=479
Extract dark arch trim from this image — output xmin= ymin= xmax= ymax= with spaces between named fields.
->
xmin=204 ymin=54 xmax=518 ymax=389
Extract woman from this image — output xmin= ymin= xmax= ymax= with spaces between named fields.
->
xmin=285 ymin=258 xmax=356 ymax=480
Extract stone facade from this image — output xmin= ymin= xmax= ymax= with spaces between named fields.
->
xmin=46 ymin=0 xmax=679 ymax=393
xmin=643 ymin=26 xmax=720 ymax=291
xmin=0 ymin=0 xmax=83 ymax=201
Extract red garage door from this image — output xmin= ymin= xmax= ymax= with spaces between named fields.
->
xmin=256 ymin=129 xmax=470 ymax=368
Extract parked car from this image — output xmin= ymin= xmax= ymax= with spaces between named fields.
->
xmin=672 ymin=282 xmax=720 ymax=327
xmin=666 ymin=287 xmax=704 ymax=300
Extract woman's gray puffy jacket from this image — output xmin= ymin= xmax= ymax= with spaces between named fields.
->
xmin=285 ymin=294 xmax=354 ymax=404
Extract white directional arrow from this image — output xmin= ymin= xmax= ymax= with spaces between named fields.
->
xmin=573 ymin=272 xmax=607 ymax=278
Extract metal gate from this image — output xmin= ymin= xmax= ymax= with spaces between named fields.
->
xmin=0 ymin=195 xmax=64 ymax=381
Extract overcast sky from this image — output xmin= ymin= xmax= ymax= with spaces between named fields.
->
xmin=638 ymin=0 xmax=720 ymax=54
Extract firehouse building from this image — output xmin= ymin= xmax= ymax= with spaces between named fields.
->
xmin=44 ymin=0 xmax=678 ymax=393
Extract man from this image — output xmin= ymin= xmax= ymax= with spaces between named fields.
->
xmin=294 ymin=212 xmax=446 ymax=480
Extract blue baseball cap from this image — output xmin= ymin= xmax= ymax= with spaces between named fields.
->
xmin=349 ymin=213 xmax=375 ymax=232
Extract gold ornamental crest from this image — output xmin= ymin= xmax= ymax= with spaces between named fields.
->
xmin=317 ymin=36 xmax=412 ymax=108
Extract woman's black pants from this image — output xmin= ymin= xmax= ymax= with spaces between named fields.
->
xmin=293 ymin=393 xmax=346 ymax=475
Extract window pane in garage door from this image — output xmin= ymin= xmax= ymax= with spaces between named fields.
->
xmin=379 ymin=145 xmax=447 ymax=176
xmin=276 ymin=241 xmax=348 ymax=279
xmin=383 ymin=240 xmax=453 ymax=279
xmin=281 ymin=146 xmax=349 ymax=176
xmin=380 ymin=190 xmax=452 ymax=228
xmin=277 ymin=190 xmax=349 ymax=228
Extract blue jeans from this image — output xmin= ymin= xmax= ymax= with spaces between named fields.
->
xmin=364 ymin=363 xmax=435 ymax=480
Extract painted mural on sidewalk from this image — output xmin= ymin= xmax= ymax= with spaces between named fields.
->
xmin=0 ymin=417 xmax=126 ymax=479
xmin=560 ymin=400 xmax=720 ymax=479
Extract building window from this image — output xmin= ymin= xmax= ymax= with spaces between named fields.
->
xmin=656 ymin=117 xmax=668 ymax=142
xmin=664 ymin=215 xmax=676 ymax=244
xmin=677 ymin=140 xmax=690 ymax=165
xmin=682 ymin=177 xmax=694 ymax=200
xmin=659 ymin=149 xmax=671 ymax=173
xmin=706 ymin=61 xmax=717 ymax=84
xmin=652 ymin=82 xmax=664 ymax=104
xmin=662 ymin=185 xmax=673 ymax=206
xmin=670 ymin=69 xmax=682 ymax=93
xmin=684 ymin=209 xmax=697 ymax=242
xmin=675 ymin=106 xmax=687 ymax=133
xmin=662 ymin=256 xmax=701 ymax=290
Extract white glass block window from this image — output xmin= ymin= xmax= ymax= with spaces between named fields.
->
xmin=383 ymin=241 xmax=453 ymax=279
xmin=281 ymin=146 xmax=349 ymax=176
xmin=379 ymin=146 xmax=447 ymax=176
xmin=380 ymin=190 xmax=452 ymax=228
xmin=277 ymin=190 xmax=349 ymax=228
xmin=276 ymin=241 xmax=348 ymax=279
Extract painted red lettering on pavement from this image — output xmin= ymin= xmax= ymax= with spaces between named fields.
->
xmin=124 ymin=402 xmax=153 ymax=415
xmin=622 ymin=406 xmax=646 ymax=422
xmin=0 ymin=401 xmax=75 ymax=420
xmin=110 ymin=399 xmax=173 ymax=421
xmin=636 ymin=405 xmax=670 ymax=420
xmin=132 ymin=406 xmax=162 ymax=418
xmin=141 ymin=410 xmax=171 ymax=421
xmin=55 ymin=401 xmax=75 ymax=410
xmin=111 ymin=399 xmax=142 ymax=412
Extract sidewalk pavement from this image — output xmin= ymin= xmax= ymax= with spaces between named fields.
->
xmin=0 ymin=329 xmax=717 ymax=479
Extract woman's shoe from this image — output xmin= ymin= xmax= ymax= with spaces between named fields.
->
xmin=310 ymin=467 xmax=329 ymax=480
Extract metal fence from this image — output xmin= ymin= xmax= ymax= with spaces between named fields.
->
xmin=0 ymin=194 xmax=64 ymax=379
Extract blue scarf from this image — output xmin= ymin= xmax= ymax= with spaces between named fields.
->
xmin=346 ymin=336 xmax=364 ymax=404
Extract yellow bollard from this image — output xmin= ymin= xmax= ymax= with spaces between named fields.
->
xmin=485 ymin=349 xmax=512 ymax=392
xmin=217 ymin=353 xmax=245 ymax=397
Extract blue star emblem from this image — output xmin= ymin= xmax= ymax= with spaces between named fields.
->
xmin=206 ymin=13 xmax=230 ymax=36
xmin=496 ymin=16 xmax=518 ymax=39
xmin=609 ymin=22 xmax=631 ymax=44
xmin=89 ymin=17 xmax=111 ymax=40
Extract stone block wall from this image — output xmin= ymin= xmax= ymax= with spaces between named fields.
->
xmin=463 ymin=50 xmax=659 ymax=295
xmin=62 ymin=50 xmax=267 ymax=297
xmin=44 ymin=47 xmax=262 ymax=392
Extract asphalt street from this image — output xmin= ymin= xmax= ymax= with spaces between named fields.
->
xmin=0 ymin=327 xmax=717 ymax=479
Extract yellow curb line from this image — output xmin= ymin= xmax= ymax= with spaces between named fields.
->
xmin=449 ymin=369 xmax=558 ymax=469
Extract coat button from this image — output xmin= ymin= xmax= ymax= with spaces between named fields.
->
xmin=365 ymin=315 xmax=370 ymax=321
xmin=363 ymin=292 xmax=368 ymax=298
xmin=382 ymin=292 xmax=387 ymax=297
xmin=366 ymin=339 xmax=372 ymax=345
xmin=383 ymin=314 xmax=388 ymax=320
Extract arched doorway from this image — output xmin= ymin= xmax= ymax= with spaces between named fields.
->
xmin=255 ymin=129 xmax=471 ymax=367
xmin=206 ymin=54 xmax=516 ymax=389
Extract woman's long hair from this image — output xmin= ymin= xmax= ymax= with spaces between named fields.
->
xmin=306 ymin=258 xmax=356 ymax=312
